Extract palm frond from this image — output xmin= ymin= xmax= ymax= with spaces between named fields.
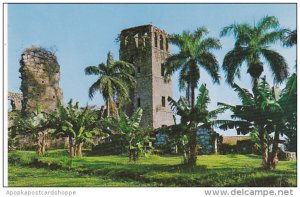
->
xmin=114 ymin=61 xmax=135 ymax=74
xmin=260 ymin=31 xmax=286 ymax=45
xmin=164 ymin=53 xmax=187 ymax=76
xmin=193 ymin=26 xmax=209 ymax=39
xmin=222 ymin=47 xmax=249 ymax=85
xmin=261 ymin=49 xmax=289 ymax=83
xmin=283 ymin=29 xmax=297 ymax=47
xmin=85 ymin=66 xmax=100 ymax=75
xmin=256 ymin=16 xmax=279 ymax=32
xmin=200 ymin=38 xmax=222 ymax=51
xmin=88 ymin=78 xmax=102 ymax=99
xmin=198 ymin=52 xmax=220 ymax=84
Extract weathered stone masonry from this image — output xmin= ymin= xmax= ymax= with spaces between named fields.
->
xmin=8 ymin=92 xmax=23 ymax=111
xmin=119 ymin=25 xmax=173 ymax=128
xmin=19 ymin=47 xmax=63 ymax=113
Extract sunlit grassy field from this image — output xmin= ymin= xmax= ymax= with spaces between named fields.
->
xmin=8 ymin=150 xmax=297 ymax=187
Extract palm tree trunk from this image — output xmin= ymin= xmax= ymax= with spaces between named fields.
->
xmin=191 ymin=84 xmax=195 ymax=108
xmin=75 ymin=143 xmax=83 ymax=157
xmin=270 ymin=130 xmax=280 ymax=169
xmin=186 ymin=82 xmax=191 ymax=105
xmin=36 ymin=140 xmax=42 ymax=155
xmin=188 ymin=129 xmax=197 ymax=166
xmin=133 ymin=150 xmax=139 ymax=162
xmin=36 ymin=135 xmax=42 ymax=155
xmin=128 ymin=142 xmax=133 ymax=162
xmin=212 ymin=134 xmax=218 ymax=154
xmin=106 ymin=100 xmax=110 ymax=117
xmin=41 ymin=135 xmax=46 ymax=155
xmin=259 ymin=129 xmax=269 ymax=169
xmin=129 ymin=149 xmax=132 ymax=162
xmin=182 ymin=149 xmax=188 ymax=164
xmin=187 ymin=86 xmax=197 ymax=166
xmin=253 ymin=77 xmax=259 ymax=88
xmin=69 ymin=136 xmax=75 ymax=157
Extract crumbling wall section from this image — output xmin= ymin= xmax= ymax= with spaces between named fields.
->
xmin=8 ymin=92 xmax=23 ymax=111
xmin=19 ymin=47 xmax=63 ymax=113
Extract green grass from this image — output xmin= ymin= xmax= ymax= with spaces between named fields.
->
xmin=8 ymin=165 xmax=150 ymax=187
xmin=8 ymin=150 xmax=297 ymax=187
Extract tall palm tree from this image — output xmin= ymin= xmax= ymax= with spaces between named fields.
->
xmin=220 ymin=16 xmax=289 ymax=87
xmin=85 ymin=52 xmax=136 ymax=117
xmin=164 ymin=27 xmax=221 ymax=107
xmin=164 ymin=27 xmax=221 ymax=166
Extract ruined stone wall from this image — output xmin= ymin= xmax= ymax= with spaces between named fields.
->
xmin=120 ymin=25 xmax=173 ymax=129
xmin=8 ymin=92 xmax=23 ymax=111
xmin=19 ymin=47 xmax=63 ymax=113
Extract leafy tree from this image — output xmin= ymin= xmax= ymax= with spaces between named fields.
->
xmin=48 ymin=100 xmax=98 ymax=157
xmin=220 ymin=16 xmax=288 ymax=87
xmin=102 ymin=108 xmax=153 ymax=162
xmin=85 ymin=52 xmax=136 ymax=117
xmin=164 ymin=27 xmax=221 ymax=106
xmin=280 ymin=73 xmax=297 ymax=152
xmin=8 ymin=111 xmax=22 ymax=151
xmin=11 ymin=107 xmax=49 ymax=155
xmin=164 ymin=27 xmax=221 ymax=166
xmin=218 ymin=76 xmax=296 ymax=169
xmin=167 ymin=84 xmax=225 ymax=166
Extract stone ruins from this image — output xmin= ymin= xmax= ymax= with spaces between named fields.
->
xmin=19 ymin=47 xmax=63 ymax=113
xmin=8 ymin=92 xmax=23 ymax=111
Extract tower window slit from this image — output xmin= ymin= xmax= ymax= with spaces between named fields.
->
xmin=160 ymin=35 xmax=164 ymax=50
xmin=161 ymin=64 xmax=165 ymax=76
xmin=162 ymin=96 xmax=165 ymax=107
xmin=137 ymin=66 xmax=141 ymax=74
xmin=137 ymin=98 xmax=141 ymax=107
xmin=154 ymin=32 xmax=158 ymax=47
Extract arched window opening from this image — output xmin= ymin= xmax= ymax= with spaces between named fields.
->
xmin=154 ymin=32 xmax=158 ymax=47
xmin=143 ymin=33 xmax=148 ymax=47
xmin=134 ymin=34 xmax=139 ymax=48
xmin=160 ymin=35 xmax=164 ymax=50
xmin=166 ymin=38 xmax=169 ymax=51
xmin=124 ymin=36 xmax=128 ymax=47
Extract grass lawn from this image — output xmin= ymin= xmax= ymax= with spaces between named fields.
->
xmin=8 ymin=150 xmax=297 ymax=187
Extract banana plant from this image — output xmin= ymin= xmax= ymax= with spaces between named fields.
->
xmin=48 ymin=99 xmax=98 ymax=157
xmin=217 ymin=76 xmax=296 ymax=169
xmin=167 ymin=84 xmax=226 ymax=166
xmin=11 ymin=106 xmax=49 ymax=155
xmin=102 ymin=108 xmax=153 ymax=162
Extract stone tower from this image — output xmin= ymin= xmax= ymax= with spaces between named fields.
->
xmin=120 ymin=25 xmax=173 ymax=128
xmin=19 ymin=47 xmax=63 ymax=113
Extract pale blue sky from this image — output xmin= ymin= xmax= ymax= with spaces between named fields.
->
xmin=8 ymin=4 xmax=296 ymax=135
